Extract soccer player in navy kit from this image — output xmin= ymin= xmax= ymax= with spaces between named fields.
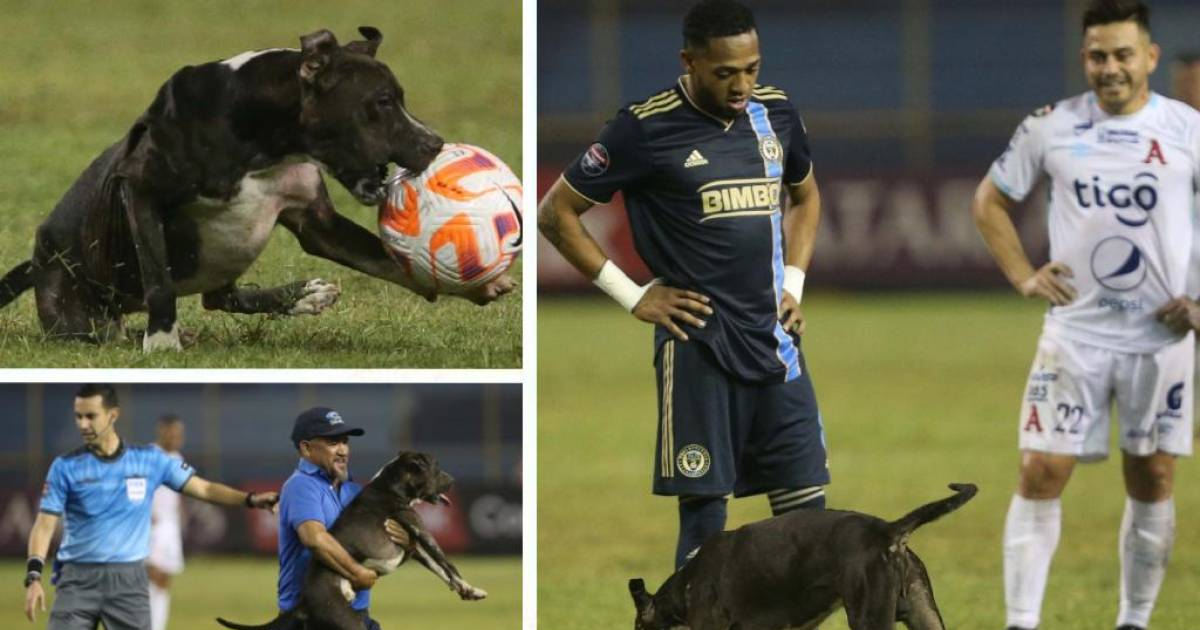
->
xmin=538 ymin=0 xmax=829 ymax=569
xmin=23 ymin=384 xmax=279 ymax=629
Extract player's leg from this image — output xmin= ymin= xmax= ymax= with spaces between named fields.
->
xmin=738 ymin=349 xmax=829 ymax=514
xmin=98 ymin=563 xmax=152 ymax=630
xmin=1112 ymin=335 xmax=1193 ymax=630
xmin=46 ymin=563 xmax=105 ymax=630
xmin=653 ymin=339 xmax=736 ymax=569
xmin=1005 ymin=335 xmax=1109 ymax=630
xmin=147 ymin=572 xmax=169 ymax=630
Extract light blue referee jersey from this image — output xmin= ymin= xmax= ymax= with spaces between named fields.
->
xmin=39 ymin=441 xmax=195 ymax=563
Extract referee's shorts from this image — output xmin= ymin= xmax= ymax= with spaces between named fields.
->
xmin=49 ymin=562 xmax=149 ymax=630
xmin=652 ymin=338 xmax=830 ymax=497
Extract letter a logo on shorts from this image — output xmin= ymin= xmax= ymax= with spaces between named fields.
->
xmin=1024 ymin=406 xmax=1044 ymax=433
xmin=1144 ymin=139 xmax=1166 ymax=165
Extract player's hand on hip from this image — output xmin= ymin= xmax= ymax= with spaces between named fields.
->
xmin=1018 ymin=261 xmax=1076 ymax=306
xmin=1154 ymin=297 xmax=1200 ymax=334
xmin=24 ymin=580 xmax=45 ymax=622
xmin=779 ymin=291 xmax=805 ymax=335
xmin=461 ymin=274 xmax=516 ymax=305
xmin=632 ymin=285 xmax=712 ymax=341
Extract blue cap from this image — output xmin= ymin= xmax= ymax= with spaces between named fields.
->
xmin=290 ymin=407 xmax=365 ymax=447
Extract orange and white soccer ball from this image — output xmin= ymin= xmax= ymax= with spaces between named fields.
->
xmin=378 ymin=143 xmax=523 ymax=294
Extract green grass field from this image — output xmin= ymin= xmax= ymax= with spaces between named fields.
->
xmin=0 ymin=1 xmax=521 ymax=368
xmin=538 ymin=293 xmax=1200 ymax=629
xmin=4 ymin=555 xmax=519 ymax=630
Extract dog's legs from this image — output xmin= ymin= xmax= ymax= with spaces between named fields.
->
xmin=841 ymin=561 xmax=901 ymax=630
xmin=118 ymin=179 xmax=181 ymax=352
xmin=402 ymin=522 xmax=487 ymax=601
xmin=32 ymin=244 xmax=125 ymax=344
xmin=202 ymin=281 xmax=340 ymax=316
xmin=897 ymin=550 xmax=946 ymax=630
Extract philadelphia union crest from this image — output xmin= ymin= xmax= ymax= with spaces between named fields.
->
xmin=759 ymin=135 xmax=782 ymax=163
xmin=676 ymin=444 xmax=711 ymax=478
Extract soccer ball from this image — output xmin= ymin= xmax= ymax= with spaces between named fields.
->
xmin=378 ymin=143 xmax=523 ymax=294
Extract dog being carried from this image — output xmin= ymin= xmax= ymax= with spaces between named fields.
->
xmin=217 ymin=451 xmax=485 ymax=630
xmin=629 ymin=483 xmax=978 ymax=630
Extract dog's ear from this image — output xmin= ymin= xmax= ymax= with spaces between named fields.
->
xmin=299 ymin=29 xmax=339 ymax=85
xmin=628 ymin=578 xmax=654 ymax=616
xmin=345 ymin=26 xmax=382 ymax=58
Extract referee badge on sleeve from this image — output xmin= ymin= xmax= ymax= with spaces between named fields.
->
xmin=126 ymin=476 xmax=148 ymax=503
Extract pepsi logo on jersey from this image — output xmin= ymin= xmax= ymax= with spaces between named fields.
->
xmin=1072 ymin=172 xmax=1158 ymax=227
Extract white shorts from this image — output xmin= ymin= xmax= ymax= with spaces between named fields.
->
xmin=1018 ymin=332 xmax=1194 ymax=461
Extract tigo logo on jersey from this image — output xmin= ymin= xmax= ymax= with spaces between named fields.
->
xmin=126 ymin=476 xmax=147 ymax=503
xmin=580 ymin=143 xmax=609 ymax=177
xmin=1072 ymin=172 xmax=1158 ymax=227
xmin=1090 ymin=236 xmax=1146 ymax=292
xmin=676 ymin=444 xmax=711 ymax=478
xmin=326 ymin=411 xmax=344 ymax=426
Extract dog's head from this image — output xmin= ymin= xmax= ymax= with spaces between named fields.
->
xmin=371 ymin=450 xmax=454 ymax=505
xmin=628 ymin=578 xmax=680 ymax=630
xmin=297 ymin=26 xmax=444 ymax=205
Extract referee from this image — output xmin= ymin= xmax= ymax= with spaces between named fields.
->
xmin=23 ymin=384 xmax=279 ymax=629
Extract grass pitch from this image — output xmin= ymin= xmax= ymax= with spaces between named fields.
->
xmin=538 ymin=293 xmax=1200 ymax=629
xmin=0 ymin=1 xmax=521 ymax=368
xmin=4 ymin=555 xmax=519 ymax=630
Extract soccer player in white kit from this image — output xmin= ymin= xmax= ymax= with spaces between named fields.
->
xmin=147 ymin=415 xmax=186 ymax=630
xmin=972 ymin=2 xmax=1200 ymax=629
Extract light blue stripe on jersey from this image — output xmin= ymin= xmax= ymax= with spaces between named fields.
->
xmin=39 ymin=443 xmax=194 ymax=563
xmin=748 ymin=101 xmax=801 ymax=381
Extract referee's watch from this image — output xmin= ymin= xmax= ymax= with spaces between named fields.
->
xmin=23 ymin=572 xmax=40 ymax=588
xmin=24 ymin=557 xmax=43 ymax=588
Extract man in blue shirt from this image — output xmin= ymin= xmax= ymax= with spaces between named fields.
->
xmin=277 ymin=406 xmax=404 ymax=630
xmin=23 ymin=384 xmax=279 ymax=630
xmin=538 ymin=0 xmax=829 ymax=569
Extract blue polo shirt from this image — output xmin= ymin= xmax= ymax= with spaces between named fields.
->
xmin=277 ymin=459 xmax=367 ymax=611
xmin=38 ymin=441 xmax=195 ymax=563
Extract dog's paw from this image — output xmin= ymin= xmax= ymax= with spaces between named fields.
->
xmin=143 ymin=324 xmax=183 ymax=352
xmin=287 ymin=279 xmax=340 ymax=315
xmin=458 ymin=584 xmax=487 ymax=601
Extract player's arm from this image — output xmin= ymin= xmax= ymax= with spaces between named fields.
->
xmin=538 ymin=177 xmax=711 ymax=340
xmin=295 ymin=520 xmax=377 ymax=590
xmin=779 ymin=174 xmax=821 ymax=334
xmin=24 ymin=511 xmax=58 ymax=622
xmin=180 ymin=476 xmax=278 ymax=510
xmin=971 ymin=176 xmax=1076 ymax=305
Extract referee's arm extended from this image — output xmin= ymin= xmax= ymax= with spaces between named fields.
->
xmin=23 ymin=512 xmax=58 ymax=622
xmin=180 ymin=476 xmax=278 ymax=509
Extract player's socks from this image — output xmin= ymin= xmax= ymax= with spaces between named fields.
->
xmin=1003 ymin=494 xmax=1061 ymax=630
xmin=676 ymin=495 xmax=727 ymax=569
xmin=1117 ymin=496 xmax=1174 ymax=629
xmin=149 ymin=582 xmax=169 ymax=630
xmin=768 ymin=486 xmax=825 ymax=515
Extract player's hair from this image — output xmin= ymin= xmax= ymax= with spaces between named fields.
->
xmin=682 ymin=0 xmax=756 ymax=51
xmin=157 ymin=413 xmax=182 ymax=426
xmin=1081 ymin=0 xmax=1150 ymax=34
xmin=75 ymin=384 xmax=119 ymax=408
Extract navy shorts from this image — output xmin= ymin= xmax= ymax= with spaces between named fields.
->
xmin=653 ymin=338 xmax=830 ymax=497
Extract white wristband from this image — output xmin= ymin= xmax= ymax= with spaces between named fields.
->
xmin=593 ymin=260 xmax=658 ymax=312
xmin=783 ymin=265 xmax=805 ymax=303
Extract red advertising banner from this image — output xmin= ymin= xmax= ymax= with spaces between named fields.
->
xmin=536 ymin=166 xmax=1049 ymax=290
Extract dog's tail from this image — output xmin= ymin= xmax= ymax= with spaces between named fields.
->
xmin=0 ymin=260 xmax=33 ymax=309
xmin=886 ymin=483 xmax=977 ymax=544
xmin=215 ymin=610 xmax=298 ymax=630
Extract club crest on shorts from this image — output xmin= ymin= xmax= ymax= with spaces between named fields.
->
xmin=759 ymin=135 xmax=782 ymax=163
xmin=676 ymin=444 xmax=711 ymax=478
xmin=580 ymin=143 xmax=610 ymax=176
xmin=125 ymin=476 xmax=147 ymax=503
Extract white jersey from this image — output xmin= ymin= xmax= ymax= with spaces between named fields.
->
xmin=148 ymin=449 xmax=185 ymax=574
xmin=990 ymin=92 xmax=1200 ymax=353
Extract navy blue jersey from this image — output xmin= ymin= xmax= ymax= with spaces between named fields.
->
xmin=38 ymin=441 xmax=195 ymax=563
xmin=563 ymin=80 xmax=813 ymax=383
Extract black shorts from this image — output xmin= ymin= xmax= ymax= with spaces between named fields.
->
xmin=653 ymin=338 xmax=830 ymax=497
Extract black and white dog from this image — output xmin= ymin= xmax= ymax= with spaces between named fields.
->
xmin=0 ymin=27 xmax=503 ymax=351
xmin=217 ymin=451 xmax=486 ymax=630
xmin=630 ymin=483 xmax=978 ymax=630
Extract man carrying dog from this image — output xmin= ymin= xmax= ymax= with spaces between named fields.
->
xmin=278 ymin=407 xmax=408 ymax=630
xmin=972 ymin=2 xmax=1200 ymax=628
xmin=538 ymin=0 xmax=829 ymax=570
xmin=23 ymin=384 xmax=279 ymax=630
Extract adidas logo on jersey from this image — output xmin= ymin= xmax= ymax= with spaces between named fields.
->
xmin=683 ymin=150 xmax=708 ymax=168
